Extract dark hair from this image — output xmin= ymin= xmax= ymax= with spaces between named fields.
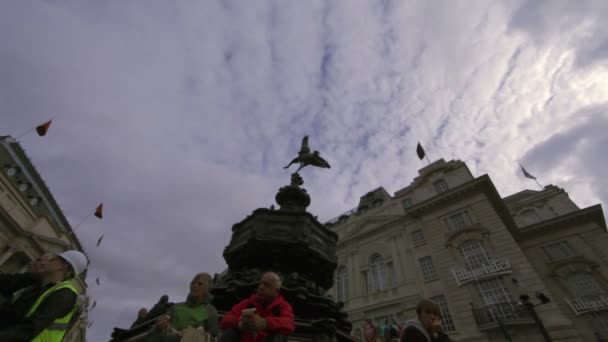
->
xmin=416 ymin=299 xmax=440 ymax=316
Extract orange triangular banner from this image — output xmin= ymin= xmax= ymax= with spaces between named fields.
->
xmin=94 ymin=203 xmax=103 ymax=219
xmin=36 ymin=120 xmax=52 ymax=136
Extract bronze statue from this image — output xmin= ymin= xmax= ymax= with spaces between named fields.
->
xmin=283 ymin=136 xmax=331 ymax=173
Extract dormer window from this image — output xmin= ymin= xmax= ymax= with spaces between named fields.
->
xmin=520 ymin=208 xmax=541 ymax=225
xmin=433 ymin=179 xmax=449 ymax=194
xmin=401 ymin=198 xmax=413 ymax=209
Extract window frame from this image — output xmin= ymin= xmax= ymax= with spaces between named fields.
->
xmin=418 ymin=256 xmax=438 ymax=282
xmin=370 ymin=254 xmax=389 ymax=292
xmin=431 ymin=295 xmax=456 ymax=332
xmin=401 ymin=197 xmax=413 ymax=209
xmin=542 ymin=241 xmax=576 ymax=261
xmin=412 ymin=230 xmax=426 ymax=246
xmin=336 ymin=266 xmax=349 ymax=302
xmin=433 ymin=179 xmax=449 ymax=194
xmin=445 ymin=211 xmax=473 ymax=231
xmin=459 ymin=240 xmax=491 ymax=270
xmin=567 ymin=271 xmax=607 ymax=299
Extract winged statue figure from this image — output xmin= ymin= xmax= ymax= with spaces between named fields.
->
xmin=283 ymin=136 xmax=331 ymax=173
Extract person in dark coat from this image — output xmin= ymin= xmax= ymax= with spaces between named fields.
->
xmin=146 ymin=295 xmax=173 ymax=321
xmin=130 ymin=308 xmax=149 ymax=328
xmin=401 ymin=299 xmax=452 ymax=342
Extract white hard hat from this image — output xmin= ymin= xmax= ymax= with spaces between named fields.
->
xmin=57 ymin=250 xmax=88 ymax=276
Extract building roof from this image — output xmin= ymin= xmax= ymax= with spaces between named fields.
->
xmin=0 ymin=136 xmax=85 ymax=253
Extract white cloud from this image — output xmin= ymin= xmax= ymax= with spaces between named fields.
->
xmin=1 ymin=1 xmax=607 ymax=340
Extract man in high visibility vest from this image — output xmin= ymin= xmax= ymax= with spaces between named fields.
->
xmin=0 ymin=250 xmax=88 ymax=342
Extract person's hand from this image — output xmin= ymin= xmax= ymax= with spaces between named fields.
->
xmin=252 ymin=314 xmax=267 ymax=331
xmin=239 ymin=315 xmax=256 ymax=332
xmin=155 ymin=315 xmax=171 ymax=333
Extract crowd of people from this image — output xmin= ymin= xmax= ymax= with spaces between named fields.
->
xmin=128 ymin=271 xmax=451 ymax=342
xmin=0 ymin=252 xmax=452 ymax=342
xmin=362 ymin=300 xmax=452 ymax=342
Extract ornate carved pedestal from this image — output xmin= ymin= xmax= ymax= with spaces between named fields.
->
xmin=211 ymin=174 xmax=354 ymax=342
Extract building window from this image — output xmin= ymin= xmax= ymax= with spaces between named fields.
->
xmin=386 ymin=262 xmax=396 ymax=287
xmin=370 ymin=254 xmax=389 ymax=292
xmin=336 ymin=266 xmax=349 ymax=302
xmin=418 ymin=256 xmax=438 ymax=282
xmin=567 ymin=271 xmax=606 ymax=299
xmin=433 ymin=179 xmax=449 ymax=194
xmin=445 ymin=211 xmax=473 ymax=231
xmin=459 ymin=240 xmax=491 ymax=270
xmin=431 ymin=295 xmax=456 ymax=332
xmin=520 ymin=208 xmax=541 ymax=225
xmin=401 ymin=198 xmax=413 ymax=209
xmin=543 ymin=241 xmax=575 ymax=261
xmin=362 ymin=271 xmax=369 ymax=294
xmin=592 ymin=312 xmax=608 ymax=338
xmin=477 ymin=278 xmax=518 ymax=320
xmin=412 ymin=230 xmax=425 ymax=246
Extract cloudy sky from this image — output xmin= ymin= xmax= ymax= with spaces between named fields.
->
xmin=2 ymin=0 xmax=607 ymax=340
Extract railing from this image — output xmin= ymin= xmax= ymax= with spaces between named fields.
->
xmin=451 ymin=259 xmax=512 ymax=286
xmin=565 ymin=295 xmax=608 ymax=315
xmin=472 ymin=302 xmax=533 ymax=329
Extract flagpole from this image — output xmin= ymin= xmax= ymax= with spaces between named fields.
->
xmin=534 ymin=180 xmax=544 ymax=191
xmin=425 ymin=155 xmax=431 ymax=165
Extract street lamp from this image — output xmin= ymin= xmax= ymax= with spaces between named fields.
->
xmin=519 ymin=292 xmax=552 ymax=341
xmin=512 ymin=278 xmax=552 ymax=341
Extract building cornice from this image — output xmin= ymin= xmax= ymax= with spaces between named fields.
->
xmin=517 ymin=204 xmax=606 ymax=239
xmin=337 ymin=215 xmax=405 ymax=246
xmin=504 ymin=187 xmax=565 ymax=212
xmin=0 ymin=137 xmax=85 ymax=253
xmin=404 ymin=175 xmax=522 ymax=239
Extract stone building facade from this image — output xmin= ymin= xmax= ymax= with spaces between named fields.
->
xmin=327 ymin=159 xmax=607 ymax=341
xmin=0 ymin=136 xmax=88 ymax=341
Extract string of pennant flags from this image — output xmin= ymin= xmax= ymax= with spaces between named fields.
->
xmin=19 ymin=118 xmax=548 ymax=324
xmin=15 ymin=118 xmax=107 ymax=319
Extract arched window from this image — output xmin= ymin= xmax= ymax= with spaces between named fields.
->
xmin=336 ymin=266 xmax=349 ymax=302
xmin=520 ymin=209 xmax=541 ymax=226
xmin=370 ymin=254 xmax=388 ymax=292
xmin=459 ymin=240 xmax=491 ymax=270
xmin=567 ymin=271 xmax=606 ymax=299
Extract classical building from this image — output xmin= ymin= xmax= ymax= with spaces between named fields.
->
xmin=327 ymin=159 xmax=608 ymax=341
xmin=0 ymin=135 xmax=89 ymax=341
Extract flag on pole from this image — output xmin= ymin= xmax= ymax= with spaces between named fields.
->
xmin=88 ymin=321 xmax=94 ymax=328
xmin=35 ymin=120 xmax=53 ymax=136
xmin=95 ymin=277 xmax=100 ymax=286
xmin=96 ymin=234 xmax=104 ymax=247
xmin=520 ymin=164 xmax=537 ymax=180
xmin=91 ymin=300 xmax=97 ymax=310
xmin=416 ymin=142 xmax=426 ymax=160
xmin=94 ymin=203 xmax=103 ymax=219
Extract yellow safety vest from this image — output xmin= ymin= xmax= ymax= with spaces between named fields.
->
xmin=25 ymin=281 xmax=78 ymax=342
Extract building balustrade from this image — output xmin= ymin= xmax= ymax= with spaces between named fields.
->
xmin=471 ymin=302 xmax=533 ymax=330
xmin=565 ymin=294 xmax=608 ymax=315
xmin=451 ymin=258 xmax=512 ymax=286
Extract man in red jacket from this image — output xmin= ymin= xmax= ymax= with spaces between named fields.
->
xmin=219 ymin=272 xmax=295 ymax=342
